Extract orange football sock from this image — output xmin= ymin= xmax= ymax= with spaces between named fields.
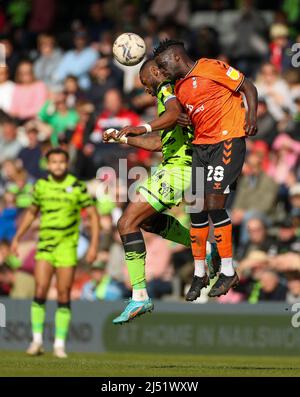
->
xmin=190 ymin=225 xmax=209 ymax=260
xmin=214 ymin=223 xmax=233 ymax=258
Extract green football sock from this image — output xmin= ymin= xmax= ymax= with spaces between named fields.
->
xmin=121 ymin=232 xmax=146 ymax=289
xmin=150 ymin=213 xmax=190 ymax=247
xmin=55 ymin=305 xmax=71 ymax=341
xmin=31 ymin=300 xmax=46 ymax=335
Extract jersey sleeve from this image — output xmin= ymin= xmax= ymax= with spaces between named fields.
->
xmin=78 ymin=181 xmax=94 ymax=208
xmin=32 ymin=180 xmax=41 ymax=207
xmin=159 ymin=82 xmax=176 ymax=105
xmin=197 ymin=58 xmax=244 ymax=92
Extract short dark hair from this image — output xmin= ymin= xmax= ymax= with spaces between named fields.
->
xmin=139 ymin=57 xmax=154 ymax=75
xmin=153 ymin=39 xmax=185 ymax=57
xmin=46 ymin=147 xmax=69 ymax=161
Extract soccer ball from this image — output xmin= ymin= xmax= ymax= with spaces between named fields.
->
xmin=113 ymin=33 xmax=146 ymax=66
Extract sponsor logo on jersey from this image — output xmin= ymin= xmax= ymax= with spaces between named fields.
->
xmin=226 ymin=66 xmax=240 ymax=81
xmin=161 ymin=84 xmax=173 ymax=97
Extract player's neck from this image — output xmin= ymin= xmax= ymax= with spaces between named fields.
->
xmin=182 ymin=60 xmax=197 ymax=77
xmin=50 ymin=173 xmax=68 ymax=183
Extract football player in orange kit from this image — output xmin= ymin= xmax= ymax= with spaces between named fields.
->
xmin=152 ymin=39 xmax=258 ymax=297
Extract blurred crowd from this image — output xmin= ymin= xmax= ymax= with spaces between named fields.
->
xmin=1 ymin=0 xmax=300 ymax=304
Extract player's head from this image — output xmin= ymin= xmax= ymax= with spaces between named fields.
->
xmin=139 ymin=58 xmax=165 ymax=96
xmin=46 ymin=147 xmax=69 ymax=179
xmin=153 ymin=39 xmax=190 ymax=81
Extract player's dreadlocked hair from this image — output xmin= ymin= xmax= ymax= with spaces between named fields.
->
xmin=153 ymin=39 xmax=185 ymax=57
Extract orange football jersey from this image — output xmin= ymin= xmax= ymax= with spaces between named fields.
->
xmin=175 ymin=58 xmax=246 ymax=145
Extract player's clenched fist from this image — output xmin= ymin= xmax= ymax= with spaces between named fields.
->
xmin=245 ymin=113 xmax=258 ymax=136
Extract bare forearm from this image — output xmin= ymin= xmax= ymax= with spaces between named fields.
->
xmin=127 ymin=133 xmax=162 ymax=151
xmin=15 ymin=206 xmax=39 ymax=240
xmin=149 ymin=108 xmax=180 ymax=131
xmin=87 ymin=206 xmax=100 ymax=249
xmin=118 ymin=98 xmax=182 ymax=138
xmin=240 ymin=78 xmax=258 ymax=118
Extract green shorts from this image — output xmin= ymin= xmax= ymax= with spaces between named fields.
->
xmin=35 ymin=238 xmax=77 ymax=267
xmin=138 ymin=165 xmax=191 ymax=212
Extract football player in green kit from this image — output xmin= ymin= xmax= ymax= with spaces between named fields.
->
xmin=104 ymin=59 xmax=220 ymax=324
xmin=11 ymin=148 xmax=99 ymax=358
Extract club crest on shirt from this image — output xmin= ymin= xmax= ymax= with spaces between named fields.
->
xmin=161 ymin=84 xmax=173 ymax=97
xmin=226 ymin=67 xmax=240 ymax=80
xmin=66 ymin=186 xmax=73 ymax=193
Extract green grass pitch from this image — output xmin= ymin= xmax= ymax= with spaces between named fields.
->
xmin=1 ymin=352 xmax=300 ymax=376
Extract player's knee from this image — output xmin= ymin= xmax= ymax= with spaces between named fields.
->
xmin=35 ymin=284 xmax=49 ymax=300
xmin=117 ymin=213 xmax=139 ymax=234
xmin=57 ymin=288 xmax=71 ymax=303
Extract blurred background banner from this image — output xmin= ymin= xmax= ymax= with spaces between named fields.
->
xmin=1 ymin=299 xmax=299 ymax=356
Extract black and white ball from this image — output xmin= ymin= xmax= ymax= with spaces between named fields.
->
xmin=113 ymin=33 xmax=146 ymax=66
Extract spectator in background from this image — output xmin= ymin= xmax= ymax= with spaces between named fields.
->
xmin=9 ymin=60 xmax=48 ymax=122
xmin=87 ymin=57 xmax=121 ymax=114
xmin=86 ymin=1 xmax=114 ymax=42
xmin=54 ymin=30 xmax=98 ymax=90
xmin=274 ymin=218 xmax=300 ymax=255
xmin=143 ymin=15 xmax=160 ymax=58
xmin=150 ymin=0 xmax=190 ymax=27
xmin=91 ymin=88 xmax=141 ymax=167
xmin=6 ymin=168 xmax=34 ymax=209
xmin=231 ymin=0 xmax=269 ymax=78
xmin=71 ymin=100 xmax=97 ymax=180
xmin=284 ymin=69 xmax=300 ymax=102
xmin=252 ymin=97 xmax=278 ymax=147
xmin=17 ymin=121 xmax=45 ymax=179
xmin=0 ymin=239 xmax=20 ymax=268
xmin=286 ymin=97 xmax=300 ymax=142
xmin=231 ymin=152 xmax=278 ymax=244
xmin=126 ymin=74 xmax=156 ymax=116
xmin=289 ymin=183 xmax=300 ymax=222
xmin=0 ymin=117 xmax=22 ymax=163
xmin=0 ymin=36 xmax=20 ymax=80
xmin=286 ymin=272 xmax=300 ymax=303
xmin=250 ymin=269 xmax=287 ymax=302
xmin=34 ymin=33 xmax=63 ymax=89
xmin=255 ymin=62 xmax=295 ymax=121
xmin=0 ymin=263 xmax=35 ymax=299
xmin=80 ymin=261 xmax=123 ymax=301
xmin=63 ymin=75 xmax=86 ymax=109
xmin=269 ymin=23 xmax=291 ymax=73
xmin=118 ymin=2 xmax=141 ymax=33
xmin=38 ymin=89 xmax=79 ymax=146
xmin=268 ymin=134 xmax=300 ymax=188
xmin=28 ymin=0 xmax=56 ymax=36
xmin=0 ymin=66 xmax=15 ymax=113
xmin=237 ymin=217 xmax=275 ymax=260
xmin=93 ymin=88 xmax=141 ymax=141
xmin=0 ymin=192 xmax=17 ymax=242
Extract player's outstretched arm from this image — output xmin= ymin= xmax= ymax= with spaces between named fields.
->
xmin=84 ymin=206 xmax=100 ymax=264
xmin=104 ymin=129 xmax=162 ymax=151
xmin=127 ymin=132 xmax=162 ymax=151
xmin=11 ymin=205 xmax=39 ymax=256
xmin=117 ymin=98 xmax=182 ymax=138
xmin=239 ymin=78 xmax=258 ymax=136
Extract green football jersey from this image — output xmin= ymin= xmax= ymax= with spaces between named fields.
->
xmin=32 ymin=174 xmax=94 ymax=250
xmin=156 ymin=81 xmax=193 ymax=167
